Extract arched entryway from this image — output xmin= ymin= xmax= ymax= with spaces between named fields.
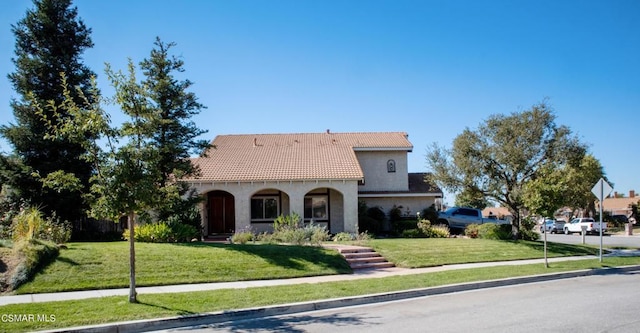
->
xmin=304 ymin=187 xmax=345 ymax=233
xmin=207 ymin=190 xmax=235 ymax=234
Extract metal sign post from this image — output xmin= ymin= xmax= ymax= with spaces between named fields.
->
xmin=591 ymin=178 xmax=613 ymax=262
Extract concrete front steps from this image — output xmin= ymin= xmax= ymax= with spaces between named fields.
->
xmin=339 ymin=247 xmax=395 ymax=270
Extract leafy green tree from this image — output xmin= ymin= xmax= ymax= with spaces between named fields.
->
xmin=0 ymin=0 xmax=95 ymax=223
xmin=454 ymin=187 xmax=490 ymax=210
xmin=523 ymin=154 xmax=606 ymax=220
xmin=426 ymin=102 xmax=587 ymax=236
xmin=563 ymin=154 xmax=608 ymax=217
xmin=37 ymin=62 xmax=165 ymax=303
xmin=140 ymin=38 xmax=210 ymax=223
xmin=522 ymin=165 xmax=567 ymax=219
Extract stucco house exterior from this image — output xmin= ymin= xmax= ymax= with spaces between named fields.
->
xmin=187 ymin=131 xmax=442 ymax=236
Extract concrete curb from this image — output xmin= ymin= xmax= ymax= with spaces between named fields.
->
xmin=42 ymin=265 xmax=640 ymax=333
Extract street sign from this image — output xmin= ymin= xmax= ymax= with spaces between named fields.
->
xmin=591 ymin=178 xmax=612 ymax=263
xmin=591 ymin=178 xmax=613 ymax=201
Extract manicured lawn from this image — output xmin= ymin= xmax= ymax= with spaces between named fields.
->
xmin=367 ymin=238 xmax=599 ymax=268
xmin=15 ymin=238 xmax=603 ymax=294
xmin=16 ymin=241 xmax=351 ymax=294
xmin=4 ymin=256 xmax=640 ymax=332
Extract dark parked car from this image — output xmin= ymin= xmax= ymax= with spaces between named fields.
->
xmin=540 ymin=219 xmax=564 ymax=234
xmin=610 ymin=215 xmax=629 ymax=225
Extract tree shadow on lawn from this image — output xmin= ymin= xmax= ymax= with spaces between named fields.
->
xmin=516 ymin=240 xmax=599 ymax=256
xmin=172 ymin=242 xmax=352 ymax=274
xmin=138 ymin=300 xmax=196 ymax=317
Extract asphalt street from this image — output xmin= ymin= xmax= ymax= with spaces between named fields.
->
xmin=158 ymin=268 xmax=640 ymax=333
xmin=541 ymin=232 xmax=640 ymax=248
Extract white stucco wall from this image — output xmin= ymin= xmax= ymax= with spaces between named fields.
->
xmin=190 ymin=180 xmax=359 ymax=235
xmin=355 ymin=151 xmax=408 ymax=191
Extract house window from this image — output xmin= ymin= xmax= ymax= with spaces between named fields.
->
xmin=304 ymin=196 xmax=328 ymax=221
xmin=387 ymin=159 xmax=396 ymax=173
xmin=251 ymin=197 xmax=279 ymax=220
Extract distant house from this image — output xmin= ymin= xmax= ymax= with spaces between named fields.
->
xmin=186 ymin=132 xmax=443 ymax=236
xmin=597 ymin=190 xmax=640 ymax=217
xmin=481 ymin=206 xmax=513 ymax=223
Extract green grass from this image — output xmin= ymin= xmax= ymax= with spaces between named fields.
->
xmin=4 ymin=257 xmax=640 ymax=332
xmin=16 ymin=238 xmax=605 ymax=294
xmin=16 ymin=241 xmax=351 ymax=294
xmin=367 ymin=238 xmax=599 ymax=267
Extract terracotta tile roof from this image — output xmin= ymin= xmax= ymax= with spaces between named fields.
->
xmin=482 ymin=206 xmax=513 ymax=218
xmin=600 ymin=197 xmax=640 ymax=212
xmin=191 ymin=132 xmax=412 ymax=182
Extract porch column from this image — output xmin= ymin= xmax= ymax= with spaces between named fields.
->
xmin=289 ymin=192 xmax=305 ymax=221
xmin=342 ymin=183 xmax=359 ymax=233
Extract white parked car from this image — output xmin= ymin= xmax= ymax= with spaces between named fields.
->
xmin=563 ymin=218 xmax=607 ymax=235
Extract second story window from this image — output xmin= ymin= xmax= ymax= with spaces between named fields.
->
xmin=387 ymin=159 xmax=396 ymax=173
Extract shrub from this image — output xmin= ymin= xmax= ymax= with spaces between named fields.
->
xmin=418 ymin=219 xmax=450 ymax=238
xmin=388 ymin=205 xmax=403 ymax=223
xmin=124 ymin=220 xmax=198 ymax=243
xmin=477 ymin=223 xmax=513 ymax=240
xmin=11 ymin=207 xmax=44 ymax=242
xmin=366 ymin=206 xmax=386 ymax=221
xmin=255 ymin=232 xmax=275 ymax=244
xmin=332 ymin=232 xmax=354 ymax=242
xmin=465 ymin=224 xmax=480 ymax=238
xmin=518 ymin=217 xmax=539 ymax=241
xmin=358 ymin=215 xmax=380 ymax=234
xmin=401 ymin=228 xmax=424 ymax=238
xmin=273 ymin=212 xmax=303 ymax=232
xmin=421 ymin=205 xmax=439 ymax=225
xmin=167 ymin=222 xmax=198 ymax=242
xmin=10 ymin=239 xmax=59 ymax=291
xmin=519 ymin=227 xmax=540 ymax=241
xmin=332 ymin=231 xmax=372 ymax=242
xmin=428 ymin=224 xmax=451 ymax=238
xmin=392 ymin=219 xmax=418 ymax=236
xmin=307 ymin=224 xmax=330 ymax=246
xmin=273 ymin=228 xmax=307 ymax=245
xmin=231 ymin=228 xmax=254 ymax=244
xmin=36 ymin=213 xmax=72 ymax=244
xmin=10 ymin=207 xmax=72 ymax=244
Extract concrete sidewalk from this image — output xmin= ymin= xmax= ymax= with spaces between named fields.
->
xmin=0 ymin=254 xmax=609 ymax=306
xmin=5 ymin=249 xmax=640 ymax=333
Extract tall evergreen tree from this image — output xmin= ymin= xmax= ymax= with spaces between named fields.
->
xmin=140 ymin=38 xmax=210 ymax=222
xmin=1 ymin=0 xmax=95 ymax=223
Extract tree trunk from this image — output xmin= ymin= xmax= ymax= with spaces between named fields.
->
xmin=128 ymin=212 xmax=137 ymax=303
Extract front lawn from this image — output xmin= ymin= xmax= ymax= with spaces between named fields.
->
xmin=367 ymin=238 xmax=598 ymax=267
xmin=14 ymin=238 xmax=601 ymax=294
xmin=4 ymin=256 xmax=640 ymax=332
xmin=16 ymin=241 xmax=351 ymax=294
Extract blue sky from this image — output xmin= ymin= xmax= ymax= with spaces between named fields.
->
xmin=1 ymin=0 xmax=639 ymax=204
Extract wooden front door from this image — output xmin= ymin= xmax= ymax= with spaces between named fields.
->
xmin=208 ymin=191 xmax=235 ymax=234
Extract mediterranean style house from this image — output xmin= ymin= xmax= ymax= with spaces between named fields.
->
xmin=186 ymin=131 xmax=443 ymax=236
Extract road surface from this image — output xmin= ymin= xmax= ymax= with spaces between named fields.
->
xmin=542 ymin=232 xmax=640 ymax=249
xmin=157 ymin=268 xmax=640 ymax=333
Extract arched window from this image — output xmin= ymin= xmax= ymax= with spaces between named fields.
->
xmin=387 ymin=159 xmax=396 ymax=173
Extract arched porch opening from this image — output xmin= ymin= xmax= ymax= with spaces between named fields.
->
xmin=304 ymin=187 xmax=345 ymax=233
xmin=250 ymin=188 xmax=291 ymax=233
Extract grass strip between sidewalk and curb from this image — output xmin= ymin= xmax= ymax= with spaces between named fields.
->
xmin=3 ymin=257 xmax=640 ymax=332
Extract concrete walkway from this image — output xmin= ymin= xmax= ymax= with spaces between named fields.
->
xmin=4 ymin=248 xmax=640 ymax=333
xmin=3 ymin=251 xmax=631 ymax=306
